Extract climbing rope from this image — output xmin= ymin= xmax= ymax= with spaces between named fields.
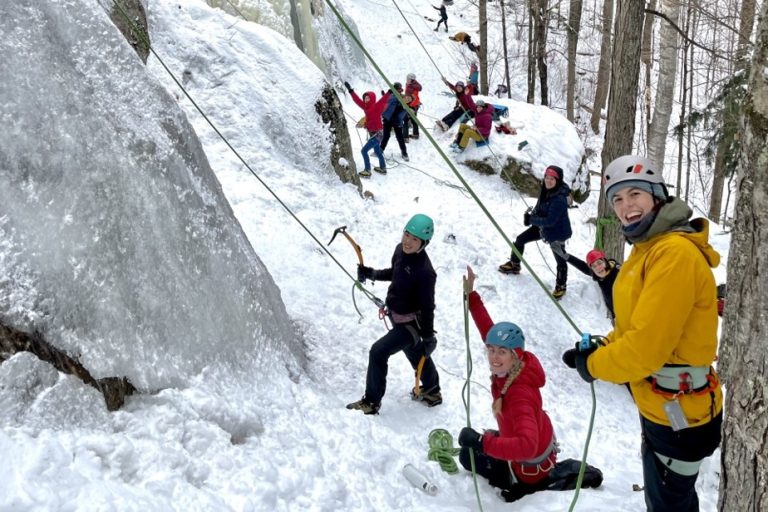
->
xmin=461 ymin=289 xmax=484 ymax=512
xmin=426 ymin=429 xmax=461 ymax=474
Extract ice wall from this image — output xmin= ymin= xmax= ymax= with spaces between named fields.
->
xmin=0 ymin=0 xmax=304 ymax=389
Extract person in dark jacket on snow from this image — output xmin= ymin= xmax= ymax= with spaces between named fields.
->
xmin=499 ymin=165 xmax=574 ymax=299
xmin=433 ymin=3 xmax=448 ymax=32
xmin=380 ymin=82 xmax=410 ymax=162
xmin=345 ymin=81 xmax=391 ymax=177
xmin=458 ymin=266 xmax=602 ymax=503
xmin=449 ymin=99 xmax=492 ymax=153
xmin=346 ymin=214 xmax=441 ymax=415
xmin=436 ymin=77 xmax=476 ymax=131
xmin=567 ymin=248 xmax=620 ymax=321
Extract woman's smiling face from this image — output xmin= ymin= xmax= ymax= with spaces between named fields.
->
xmin=486 ymin=344 xmax=517 ymax=375
xmin=610 ymin=187 xmax=656 ymax=226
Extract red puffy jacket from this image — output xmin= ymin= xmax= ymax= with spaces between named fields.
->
xmin=468 ymin=291 xmax=557 ymax=484
xmin=351 ymin=90 xmax=391 ymax=132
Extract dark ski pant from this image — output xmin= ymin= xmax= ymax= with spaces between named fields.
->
xmin=441 ymin=108 xmax=474 ymax=129
xmin=403 ymin=105 xmax=420 ymax=138
xmin=509 ymin=226 xmax=568 ymax=287
xmin=380 ymin=119 xmax=407 ymax=157
xmin=435 ymin=17 xmax=447 ymax=31
xmin=640 ymin=412 xmax=722 ymax=512
xmin=364 ymin=323 xmax=439 ymax=405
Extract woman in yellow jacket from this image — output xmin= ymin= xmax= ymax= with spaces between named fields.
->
xmin=562 ymin=155 xmax=722 ymax=512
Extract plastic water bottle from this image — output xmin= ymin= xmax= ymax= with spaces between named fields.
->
xmin=402 ymin=463 xmax=438 ymax=496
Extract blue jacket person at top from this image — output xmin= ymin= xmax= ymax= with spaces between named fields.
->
xmin=563 ymin=155 xmax=723 ymax=512
xmin=346 ymin=214 xmax=441 ymax=415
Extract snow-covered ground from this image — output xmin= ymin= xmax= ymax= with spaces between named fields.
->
xmin=0 ymin=0 xmax=730 ymax=510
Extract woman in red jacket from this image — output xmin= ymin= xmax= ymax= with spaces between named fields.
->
xmin=344 ymin=81 xmax=391 ymax=177
xmin=458 ymin=265 xmax=557 ymax=501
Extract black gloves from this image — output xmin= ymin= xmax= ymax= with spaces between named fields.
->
xmin=357 ymin=264 xmax=374 ymax=283
xmin=523 ymin=210 xmax=531 ymax=226
xmin=562 ymin=342 xmax=597 ymax=383
xmin=458 ymin=427 xmax=484 ymax=452
xmin=344 ymin=81 xmax=353 ymax=92
xmin=420 ymin=335 xmax=437 ymax=357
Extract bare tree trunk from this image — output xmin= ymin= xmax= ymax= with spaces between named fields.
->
xmin=675 ymin=2 xmax=691 ymax=195
xmin=718 ymin=3 xmax=768 ymax=510
xmin=527 ymin=0 xmax=536 ymax=103
xmin=647 ymin=0 xmax=681 ymax=171
xmin=709 ymin=0 xmax=757 ymax=222
xmin=641 ymin=0 xmax=656 ymax=134
xmin=535 ymin=0 xmax=549 ymax=105
xmin=479 ymin=0 xmax=488 ymax=95
xmin=500 ymin=0 xmax=512 ymax=99
xmin=566 ymin=0 xmax=583 ymax=121
xmin=590 ymin=0 xmax=614 ymax=133
xmin=598 ymin=0 xmax=644 ymax=262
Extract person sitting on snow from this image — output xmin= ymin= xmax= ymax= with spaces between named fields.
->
xmin=458 ymin=266 xmax=603 ymax=503
xmin=449 ymin=99 xmax=492 ymax=153
xmin=346 ymin=214 xmax=441 ymax=415
xmin=449 ymin=31 xmax=479 ymax=53
xmin=436 ymin=77 xmax=476 ymax=131
xmin=566 ymin=248 xmax=620 ymax=322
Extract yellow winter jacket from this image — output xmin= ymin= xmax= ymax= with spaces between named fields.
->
xmin=587 ymin=202 xmax=722 ymax=427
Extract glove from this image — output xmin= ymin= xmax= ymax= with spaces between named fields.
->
xmin=357 ymin=264 xmax=374 ymax=283
xmin=562 ymin=342 xmax=597 ymax=383
xmin=344 ymin=81 xmax=353 ymax=92
xmin=420 ymin=335 xmax=437 ymax=357
xmin=458 ymin=427 xmax=484 ymax=452
xmin=523 ymin=211 xmax=531 ymax=226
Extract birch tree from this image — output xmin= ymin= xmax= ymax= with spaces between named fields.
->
xmin=647 ymin=0 xmax=682 ymax=171
xmin=479 ymin=0 xmax=488 ymax=95
xmin=718 ymin=2 xmax=768 ymax=509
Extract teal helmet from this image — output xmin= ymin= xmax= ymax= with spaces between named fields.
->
xmin=404 ymin=214 xmax=434 ymax=242
xmin=485 ymin=322 xmax=525 ymax=352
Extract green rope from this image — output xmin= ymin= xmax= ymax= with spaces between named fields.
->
xmin=594 ymin=216 xmax=617 ymax=251
xmin=426 ymin=429 xmax=461 ymax=474
xmin=461 ymin=290 xmax=484 ymax=512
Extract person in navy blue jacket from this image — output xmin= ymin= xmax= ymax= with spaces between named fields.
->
xmin=347 ymin=214 xmax=441 ymax=415
xmin=499 ymin=165 xmax=573 ymax=299
xmin=380 ymin=82 xmax=410 ymax=162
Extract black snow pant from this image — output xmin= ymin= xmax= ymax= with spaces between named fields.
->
xmin=364 ymin=323 xmax=439 ymax=405
xmin=640 ymin=412 xmax=722 ymax=512
xmin=435 ymin=17 xmax=447 ymax=31
xmin=509 ymin=226 xmax=568 ymax=287
xmin=441 ymin=107 xmax=474 ymax=129
xmin=403 ymin=105 xmax=420 ymax=138
xmin=380 ymin=118 xmax=407 ymax=157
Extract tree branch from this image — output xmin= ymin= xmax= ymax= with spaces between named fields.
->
xmin=645 ymin=8 xmax=732 ymax=62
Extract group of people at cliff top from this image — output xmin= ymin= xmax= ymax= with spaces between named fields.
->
xmin=344 ymin=57 xmax=488 ymax=177
xmin=346 ymin=154 xmax=723 ymax=511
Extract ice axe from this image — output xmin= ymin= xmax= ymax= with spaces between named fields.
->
xmin=328 ymin=225 xmax=365 ymax=267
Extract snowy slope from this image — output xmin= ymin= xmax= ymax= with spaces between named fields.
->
xmin=0 ymin=0 xmax=729 ymax=510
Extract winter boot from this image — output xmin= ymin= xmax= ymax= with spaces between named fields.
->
xmin=373 ymin=166 xmax=387 ymax=175
xmin=401 ymin=154 xmax=409 ymax=162
xmin=451 ymin=146 xmax=464 ymax=154
xmin=498 ymin=260 xmax=521 ymax=274
xmin=411 ymin=133 xmax=419 ymax=139
xmin=410 ymin=386 xmax=442 ymax=407
xmin=436 ymin=120 xmax=449 ymax=132
xmin=359 ymin=169 xmax=371 ymax=178
xmin=552 ymin=285 xmax=567 ymax=300
xmin=346 ymin=397 xmax=381 ymax=415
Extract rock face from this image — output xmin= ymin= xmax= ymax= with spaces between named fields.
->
xmin=315 ymin=84 xmax=360 ymax=186
xmin=109 ymin=0 xmax=150 ymax=63
xmin=0 ymin=0 xmax=304 ymax=394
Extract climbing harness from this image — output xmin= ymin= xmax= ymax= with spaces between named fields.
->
xmin=647 ymin=365 xmax=718 ymax=397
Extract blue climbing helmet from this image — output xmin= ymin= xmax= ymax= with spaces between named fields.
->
xmin=404 ymin=214 xmax=434 ymax=242
xmin=485 ymin=322 xmax=525 ymax=352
